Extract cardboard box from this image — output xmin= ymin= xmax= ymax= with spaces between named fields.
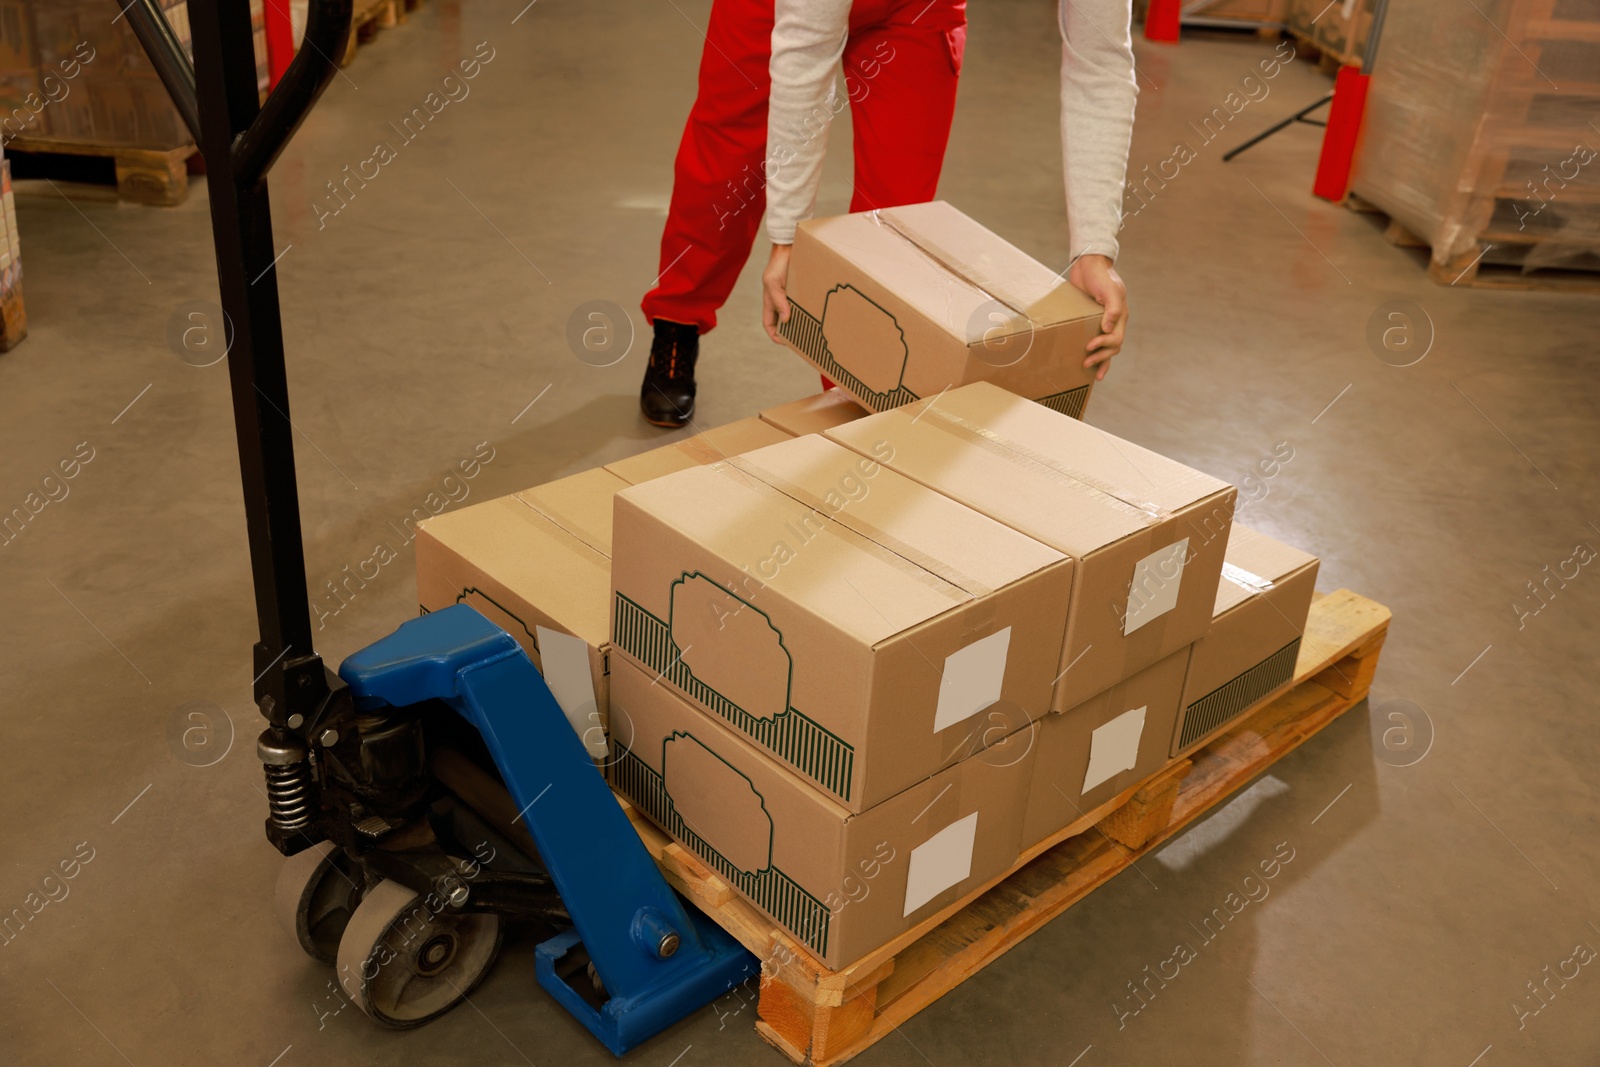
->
xmin=777 ymin=201 xmax=1103 ymax=418
xmin=609 ymin=654 xmax=1037 ymax=968
xmin=416 ymin=480 xmax=621 ymax=759
xmin=416 ymin=420 xmax=806 ymax=757
xmin=1021 ymin=646 xmax=1189 ymax=847
xmin=515 ymin=466 xmax=622 ymax=557
xmin=758 ymin=390 xmax=869 ymax=437
xmin=603 ymin=416 xmax=791 ymax=485
xmin=610 ymin=434 xmax=1073 ymax=810
xmin=828 ymin=382 xmax=1236 ymax=713
xmin=1172 ymin=524 xmax=1318 ymax=757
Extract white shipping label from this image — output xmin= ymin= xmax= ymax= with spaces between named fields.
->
xmin=1083 ymin=705 xmax=1148 ymax=793
xmin=903 ymin=811 xmax=980 ymax=916
xmin=933 ymin=627 xmax=1012 ymax=732
xmin=535 ymin=626 xmax=607 ymax=759
xmin=1125 ymin=539 xmax=1189 ymax=635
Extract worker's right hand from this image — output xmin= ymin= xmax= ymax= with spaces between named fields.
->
xmin=1069 ymin=253 xmax=1127 ymax=382
xmin=762 ymin=243 xmax=794 ymax=343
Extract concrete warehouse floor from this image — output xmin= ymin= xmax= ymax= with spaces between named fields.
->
xmin=2 ymin=1 xmax=1599 ymax=1064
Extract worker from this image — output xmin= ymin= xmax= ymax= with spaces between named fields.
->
xmin=761 ymin=0 xmax=1136 ymax=383
xmin=638 ymin=0 xmax=969 ymax=428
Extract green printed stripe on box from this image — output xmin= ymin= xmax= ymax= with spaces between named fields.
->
xmin=1036 ymin=385 xmax=1090 ymax=420
xmin=1180 ymin=638 xmax=1301 ymax=751
xmin=614 ymin=593 xmax=856 ymax=800
xmin=783 ymin=300 xmax=1091 ymax=420
xmin=612 ymin=748 xmax=831 ymax=957
xmin=779 ymin=301 xmax=919 ymax=411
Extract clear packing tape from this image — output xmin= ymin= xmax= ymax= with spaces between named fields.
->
xmin=1349 ymin=0 xmax=1600 ymax=274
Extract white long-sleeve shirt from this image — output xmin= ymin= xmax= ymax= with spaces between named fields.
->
xmin=765 ymin=0 xmax=1138 ymax=262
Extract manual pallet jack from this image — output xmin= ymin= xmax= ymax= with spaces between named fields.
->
xmin=125 ymin=1 xmax=755 ymax=1052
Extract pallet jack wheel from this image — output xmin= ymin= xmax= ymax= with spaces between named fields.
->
xmin=274 ymin=840 xmax=362 ymax=965
xmin=336 ymin=878 xmax=504 ymax=1028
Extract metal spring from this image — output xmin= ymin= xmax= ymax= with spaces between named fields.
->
xmin=264 ymin=760 xmax=315 ymax=831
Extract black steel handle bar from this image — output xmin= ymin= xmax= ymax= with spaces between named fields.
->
xmin=122 ymin=0 xmax=353 ymax=188
xmin=122 ymin=0 xmax=201 ymax=143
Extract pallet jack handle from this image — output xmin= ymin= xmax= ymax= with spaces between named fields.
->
xmin=125 ymin=1 xmax=356 ymax=765
xmin=126 ymin=8 xmax=758 ymax=1052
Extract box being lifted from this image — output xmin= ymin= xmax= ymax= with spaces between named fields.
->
xmin=1172 ymin=524 xmax=1318 ymax=758
xmin=777 ymin=201 xmax=1105 ymax=418
xmin=609 ymin=434 xmax=1073 ymax=811
xmin=828 ymin=382 xmax=1236 ymax=713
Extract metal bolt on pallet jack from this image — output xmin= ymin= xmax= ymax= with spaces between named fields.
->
xmin=125 ymin=1 xmax=754 ymax=1051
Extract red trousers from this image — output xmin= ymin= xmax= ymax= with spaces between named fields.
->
xmin=642 ymin=0 xmax=968 ymax=334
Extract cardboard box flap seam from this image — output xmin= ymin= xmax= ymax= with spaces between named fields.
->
xmin=1221 ymin=561 xmax=1275 ymax=594
xmin=915 ymin=402 xmax=1173 ymax=527
xmin=868 ymin=209 xmax=1034 ymax=339
xmin=725 ymin=454 xmax=997 ymax=599
xmin=703 ymin=461 xmax=979 ymax=618
xmin=512 ymin=493 xmax=612 ymax=559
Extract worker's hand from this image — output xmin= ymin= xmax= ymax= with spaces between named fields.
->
xmin=762 ymin=243 xmax=793 ymax=344
xmin=1068 ymin=253 xmax=1127 ymax=382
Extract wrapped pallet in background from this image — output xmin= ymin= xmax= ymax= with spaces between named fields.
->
xmin=1286 ymin=0 xmax=1375 ymax=68
xmin=1349 ymin=0 xmax=1600 ymax=284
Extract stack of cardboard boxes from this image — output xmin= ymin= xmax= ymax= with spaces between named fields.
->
xmin=604 ymin=384 xmax=1320 ymax=967
xmin=417 ymin=204 xmax=1320 ymax=971
xmin=415 ymin=393 xmax=866 ymax=758
xmin=419 ymin=389 xmax=1319 ymax=970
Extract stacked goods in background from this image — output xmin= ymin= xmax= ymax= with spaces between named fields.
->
xmin=414 ymin=394 xmax=868 ymax=759
xmin=0 ymin=0 xmax=268 ymax=146
xmin=1285 ymin=0 xmax=1375 ymax=67
xmin=776 ymin=201 xmax=1106 ymax=420
xmin=1350 ymin=0 xmax=1600 ymax=287
xmin=0 ymin=1 xmax=268 ymax=204
xmin=0 ymin=151 xmax=23 ymax=350
xmin=1180 ymin=0 xmax=1289 ymax=30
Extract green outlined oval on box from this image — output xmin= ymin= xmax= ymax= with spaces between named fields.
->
xmin=669 ymin=572 xmax=791 ymax=722
xmin=662 ymin=731 xmax=774 ymax=875
xmin=820 ymin=284 xmax=908 ymax=394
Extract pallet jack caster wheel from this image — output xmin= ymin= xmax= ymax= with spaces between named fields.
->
xmin=336 ymin=878 xmax=504 ymax=1028
xmin=275 ymin=840 xmax=362 ymax=965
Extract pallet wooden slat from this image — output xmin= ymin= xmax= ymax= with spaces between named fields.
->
xmin=624 ymin=588 xmax=1391 ymax=1066
xmin=4 ymin=137 xmax=195 ymax=207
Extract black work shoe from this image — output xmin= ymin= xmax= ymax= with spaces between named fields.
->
xmin=640 ymin=319 xmax=700 ymax=428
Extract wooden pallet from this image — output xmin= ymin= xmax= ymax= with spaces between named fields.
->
xmin=1346 ymin=192 xmax=1600 ymax=293
xmin=3 ymin=137 xmax=196 ymax=207
xmin=623 ymin=588 xmax=1390 ymax=1066
xmin=341 ymin=0 xmax=418 ymax=65
xmin=1288 ymin=31 xmax=1352 ymax=73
